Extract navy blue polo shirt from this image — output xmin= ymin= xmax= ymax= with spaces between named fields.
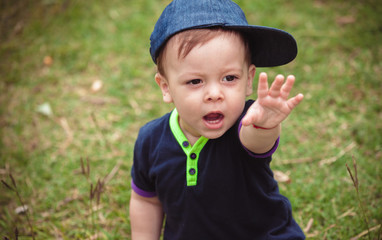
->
xmin=131 ymin=100 xmax=305 ymax=239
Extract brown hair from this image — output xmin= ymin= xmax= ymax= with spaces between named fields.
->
xmin=156 ymin=28 xmax=251 ymax=76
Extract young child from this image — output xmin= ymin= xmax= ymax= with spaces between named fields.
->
xmin=130 ymin=0 xmax=305 ymax=239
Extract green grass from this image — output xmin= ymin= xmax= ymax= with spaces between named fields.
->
xmin=1 ymin=0 xmax=381 ymax=239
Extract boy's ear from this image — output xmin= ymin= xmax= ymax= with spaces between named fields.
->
xmin=246 ymin=64 xmax=256 ymax=96
xmin=155 ymin=73 xmax=173 ymax=103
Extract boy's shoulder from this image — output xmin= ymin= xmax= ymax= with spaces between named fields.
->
xmin=136 ymin=111 xmax=172 ymax=143
xmin=141 ymin=112 xmax=171 ymax=130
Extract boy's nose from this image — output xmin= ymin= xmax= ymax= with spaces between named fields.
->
xmin=204 ymin=84 xmax=224 ymax=102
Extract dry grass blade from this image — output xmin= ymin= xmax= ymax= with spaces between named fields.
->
xmin=322 ymin=224 xmax=336 ymax=239
xmin=90 ymin=111 xmax=112 ymax=151
xmin=338 ymin=207 xmax=356 ymax=219
xmin=15 ymin=227 xmax=19 ymax=240
xmin=57 ymin=117 xmax=74 ymax=154
xmin=353 ymin=156 xmax=358 ymax=188
xmin=80 ymin=157 xmax=85 ymax=176
xmin=350 ymin=224 xmax=381 ymax=240
xmin=9 ymin=174 xmax=17 ymax=188
xmin=87 ymin=157 xmax=90 ymax=179
xmin=319 ymin=142 xmax=356 ymax=166
xmin=303 ymin=218 xmax=314 ymax=233
xmin=95 ymin=179 xmax=104 ymax=206
xmin=1 ymin=179 xmax=15 ymax=191
xmin=90 ymin=183 xmax=94 ymax=200
xmin=0 ymin=168 xmax=7 ymax=175
xmin=56 ymin=194 xmax=82 ymax=210
xmin=279 ymin=157 xmax=314 ymax=165
xmin=346 ymin=163 xmax=357 ymax=188
xmin=86 ymin=233 xmax=102 ymax=240
xmin=346 ymin=157 xmax=373 ymax=240
xmin=3 ymin=174 xmax=36 ymax=240
xmin=96 ymin=180 xmax=101 ymax=206
xmin=103 ymin=161 xmax=122 ymax=185
xmin=80 ymin=157 xmax=91 ymax=179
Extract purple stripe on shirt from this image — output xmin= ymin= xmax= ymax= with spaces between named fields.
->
xmin=238 ymin=120 xmax=279 ymax=158
xmin=131 ymin=180 xmax=157 ymax=198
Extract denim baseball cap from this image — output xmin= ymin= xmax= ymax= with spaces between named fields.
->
xmin=150 ymin=0 xmax=297 ymax=67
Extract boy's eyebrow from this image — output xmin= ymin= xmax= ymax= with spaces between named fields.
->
xmin=177 ymin=72 xmax=204 ymax=80
xmin=221 ymin=65 xmax=245 ymax=73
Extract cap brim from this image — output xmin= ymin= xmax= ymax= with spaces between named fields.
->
xmin=228 ymin=25 xmax=298 ymax=67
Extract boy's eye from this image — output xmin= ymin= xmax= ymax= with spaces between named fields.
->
xmin=223 ymin=75 xmax=237 ymax=82
xmin=187 ymin=79 xmax=202 ymax=85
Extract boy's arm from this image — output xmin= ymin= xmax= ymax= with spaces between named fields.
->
xmin=240 ymin=72 xmax=303 ymax=154
xmin=130 ymin=191 xmax=164 ymax=240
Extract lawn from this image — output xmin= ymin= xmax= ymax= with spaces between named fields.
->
xmin=1 ymin=0 xmax=381 ymax=239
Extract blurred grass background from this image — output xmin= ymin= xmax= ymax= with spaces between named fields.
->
xmin=0 ymin=0 xmax=381 ymax=239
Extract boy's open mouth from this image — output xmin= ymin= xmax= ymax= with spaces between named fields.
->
xmin=203 ymin=112 xmax=224 ymax=127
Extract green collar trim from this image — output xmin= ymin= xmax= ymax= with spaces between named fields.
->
xmin=170 ymin=109 xmax=208 ymax=186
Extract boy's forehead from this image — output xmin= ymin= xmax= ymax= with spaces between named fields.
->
xmin=156 ymin=29 xmax=252 ymax=76
xmin=164 ymin=29 xmax=246 ymax=59
xmin=163 ymin=31 xmax=247 ymax=70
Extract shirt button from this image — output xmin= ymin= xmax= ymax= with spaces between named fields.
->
xmin=190 ymin=153 xmax=197 ymax=159
xmin=189 ymin=168 xmax=196 ymax=175
xmin=182 ymin=141 xmax=189 ymax=147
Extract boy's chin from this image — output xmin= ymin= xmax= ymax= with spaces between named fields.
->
xmin=201 ymin=129 xmax=227 ymax=140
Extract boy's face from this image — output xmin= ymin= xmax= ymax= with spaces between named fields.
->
xmin=156 ymin=33 xmax=256 ymax=142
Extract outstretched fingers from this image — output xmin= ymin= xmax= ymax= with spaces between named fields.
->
xmin=269 ymin=74 xmax=284 ymax=98
xmin=253 ymin=72 xmax=304 ymax=126
xmin=258 ymin=73 xmax=295 ymax=100
xmin=280 ymin=75 xmax=295 ymax=100
xmin=257 ymin=72 xmax=269 ymax=99
xmin=287 ymin=93 xmax=304 ymax=109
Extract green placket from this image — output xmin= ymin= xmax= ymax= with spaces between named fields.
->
xmin=169 ymin=109 xmax=209 ymax=186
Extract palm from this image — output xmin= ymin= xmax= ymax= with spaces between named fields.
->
xmin=242 ymin=73 xmax=304 ymax=128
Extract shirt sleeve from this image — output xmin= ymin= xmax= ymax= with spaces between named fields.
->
xmin=131 ymin=179 xmax=157 ymax=197
xmin=238 ymin=121 xmax=280 ymax=158
xmin=130 ymin=126 xmax=157 ymax=198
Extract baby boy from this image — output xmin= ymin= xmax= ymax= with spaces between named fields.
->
xmin=130 ymin=0 xmax=305 ymax=239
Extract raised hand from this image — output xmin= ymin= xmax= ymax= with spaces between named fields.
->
xmin=242 ymin=72 xmax=304 ymax=128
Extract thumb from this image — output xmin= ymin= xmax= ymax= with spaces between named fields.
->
xmin=241 ymin=106 xmax=260 ymax=126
